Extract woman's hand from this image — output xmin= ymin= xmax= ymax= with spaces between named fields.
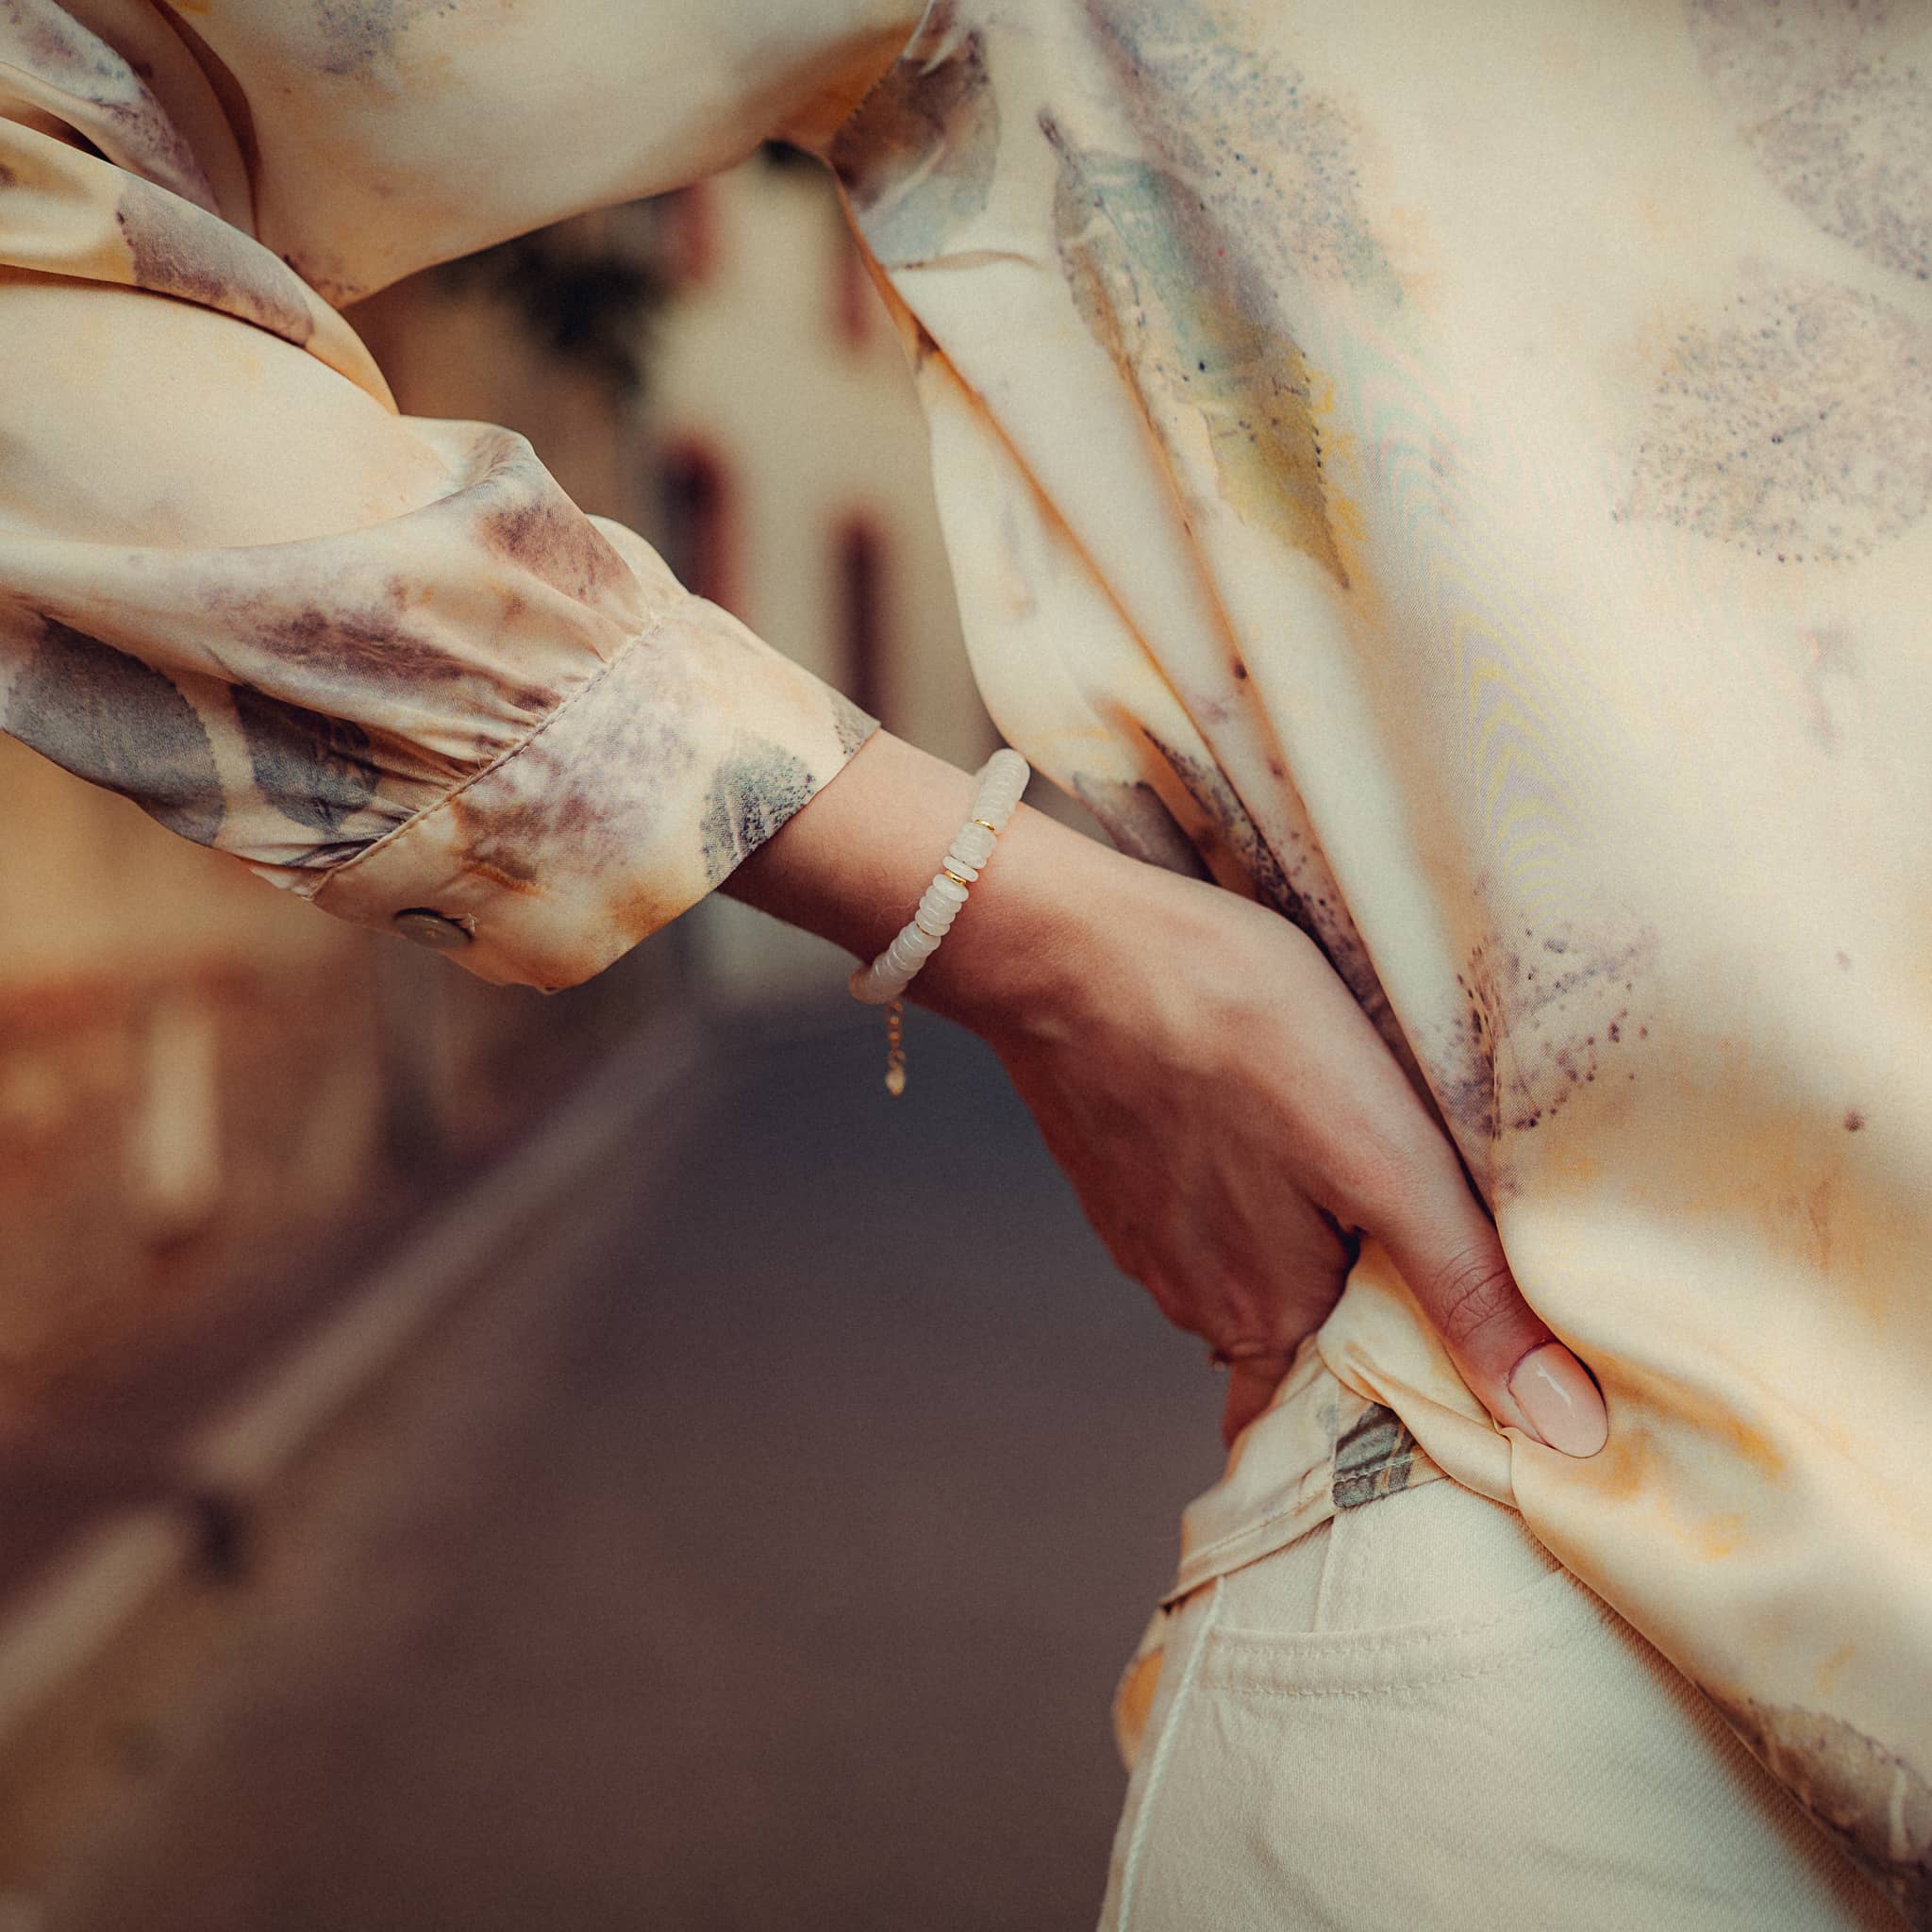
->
xmin=972 ymin=859 xmax=1607 ymax=1452
xmin=726 ymin=732 xmax=1607 ymax=1457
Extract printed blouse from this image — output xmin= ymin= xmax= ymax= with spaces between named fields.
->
xmin=3 ymin=1 xmax=1928 ymax=1915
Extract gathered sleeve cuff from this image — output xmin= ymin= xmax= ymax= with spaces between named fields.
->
xmin=308 ymin=517 xmax=877 ymax=991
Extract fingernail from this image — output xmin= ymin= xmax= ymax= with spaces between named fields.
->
xmin=1507 ymin=1344 xmax=1608 ymax=1457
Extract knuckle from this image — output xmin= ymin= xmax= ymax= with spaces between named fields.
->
xmin=1424 ymin=1248 xmax=1523 ymax=1351
xmin=1218 ymin=1337 xmax=1293 ymax=1371
xmin=1138 ymin=1270 xmax=1196 ymax=1333
xmin=1327 ymin=1119 xmax=1442 ymax=1224
xmin=1324 ymin=1141 xmax=1408 ymax=1225
xmin=1135 ymin=1268 xmax=1177 ymax=1314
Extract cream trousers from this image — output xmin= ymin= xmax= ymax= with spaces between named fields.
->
xmin=1100 ymin=1480 xmax=1898 ymax=1931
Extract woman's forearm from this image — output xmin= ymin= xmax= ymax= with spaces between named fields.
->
xmin=720 ymin=729 xmax=1124 ymax=1040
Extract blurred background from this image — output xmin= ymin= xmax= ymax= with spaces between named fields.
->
xmin=0 ymin=152 xmax=1219 ymax=1928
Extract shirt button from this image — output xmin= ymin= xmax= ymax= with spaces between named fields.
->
xmin=391 ymin=908 xmax=474 ymax=952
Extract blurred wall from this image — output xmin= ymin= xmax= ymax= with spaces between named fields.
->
xmin=646 ymin=157 xmax=997 ymax=1006
xmin=0 ymin=750 xmax=385 ymax=1391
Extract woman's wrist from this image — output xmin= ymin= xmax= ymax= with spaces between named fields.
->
xmin=720 ymin=728 xmax=1136 ymax=1044
xmin=908 ymin=787 xmax=1127 ymax=1041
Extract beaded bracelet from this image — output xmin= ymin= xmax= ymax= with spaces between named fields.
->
xmin=848 ymin=747 xmax=1030 ymax=1095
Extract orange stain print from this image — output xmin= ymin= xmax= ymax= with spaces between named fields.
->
xmin=1045 ymin=125 xmax=1349 ymax=587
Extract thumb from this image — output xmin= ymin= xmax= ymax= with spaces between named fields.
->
xmin=1375 ymin=1158 xmax=1607 ymax=1458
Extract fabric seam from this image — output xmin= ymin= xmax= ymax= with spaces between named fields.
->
xmin=1115 ymin=1576 xmax=1223 ymax=1932
xmin=1195 ymin=1624 xmax=1600 ymax=1703
xmin=1175 ymin=1497 xmax=1330 ymax=1574
xmin=1208 ymin=1566 xmax=1583 ymax=1659
xmin=1169 ymin=1457 xmax=1453 ymax=1597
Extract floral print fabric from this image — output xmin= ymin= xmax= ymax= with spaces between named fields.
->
xmin=1 ymin=0 xmax=1928 ymax=1913
xmin=836 ymin=1 xmax=1932 ymax=1916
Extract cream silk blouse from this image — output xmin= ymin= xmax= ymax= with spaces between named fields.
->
xmin=3 ymin=1 xmax=1928 ymax=1914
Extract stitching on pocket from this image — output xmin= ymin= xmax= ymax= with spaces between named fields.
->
xmin=1215 ymin=1561 xmax=1581 ymax=1656
xmin=1198 ymin=1624 xmax=1600 ymax=1703
xmin=1202 ymin=1564 xmax=1607 ymax=1698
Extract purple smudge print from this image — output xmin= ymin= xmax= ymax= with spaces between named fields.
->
xmin=5 ymin=616 xmax=223 ymax=843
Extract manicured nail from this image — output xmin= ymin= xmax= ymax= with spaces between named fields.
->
xmin=1508 ymin=1343 xmax=1608 ymax=1457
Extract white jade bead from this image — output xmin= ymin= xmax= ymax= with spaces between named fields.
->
xmin=850 ymin=965 xmax=896 ymax=1004
xmin=852 ymin=749 xmax=1031 ymax=1036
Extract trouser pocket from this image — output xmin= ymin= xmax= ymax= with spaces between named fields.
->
xmin=1100 ymin=1481 xmax=1896 ymax=1932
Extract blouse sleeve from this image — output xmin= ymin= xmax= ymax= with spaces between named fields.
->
xmin=0 ymin=19 xmax=875 ymax=992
